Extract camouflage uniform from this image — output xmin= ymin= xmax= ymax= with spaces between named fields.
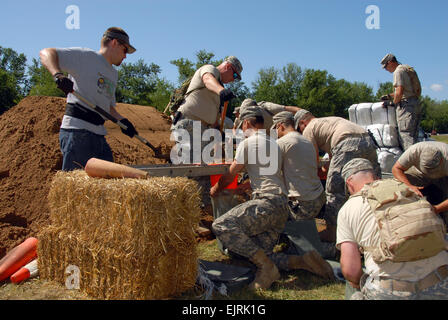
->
xmin=359 ymin=271 xmax=448 ymax=300
xmin=324 ymin=134 xmax=381 ymax=226
xmin=212 ymin=193 xmax=293 ymax=271
xmin=288 ymin=190 xmax=326 ymax=221
xmin=396 ymin=98 xmax=421 ymax=151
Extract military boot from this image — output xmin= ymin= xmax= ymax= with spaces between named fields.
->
xmin=248 ymin=250 xmax=281 ymax=290
xmin=287 ymin=250 xmax=335 ymax=280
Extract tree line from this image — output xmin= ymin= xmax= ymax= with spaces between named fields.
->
xmin=1 ymin=46 xmax=446 ymax=133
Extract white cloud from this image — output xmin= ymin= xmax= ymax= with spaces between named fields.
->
xmin=430 ymin=84 xmax=444 ymax=92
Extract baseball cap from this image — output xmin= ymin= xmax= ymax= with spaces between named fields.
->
xmin=239 ymin=105 xmax=263 ymax=122
xmin=293 ymin=109 xmax=312 ymax=130
xmin=104 ymin=28 xmax=136 ymax=54
xmin=420 ymin=146 xmax=445 ymax=177
xmin=380 ymin=53 xmax=399 ymax=69
xmin=271 ymin=111 xmax=294 ymax=131
xmin=233 ymin=106 xmax=240 ymax=115
xmin=341 ymin=158 xmax=374 ymax=183
xmin=225 ymin=56 xmax=243 ymax=80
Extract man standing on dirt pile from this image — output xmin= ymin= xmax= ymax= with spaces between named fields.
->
xmin=337 ymin=158 xmax=448 ymax=300
xmin=392 ymin=141 xmax=448 ymax=227
xmin=40 ymin=27 xmax=138 ymax=171
xmin=294 ymin=110 xmax=381 ymax=243
xmin=380 ymin=53 xmax=422 ymax=151
xmin=234 ymin=98 xmax=303 ymax=134
xmin=170 ymin=56 xmax=242 ymax=164
xmin=211 ymin=105 xmax=334 ymax=291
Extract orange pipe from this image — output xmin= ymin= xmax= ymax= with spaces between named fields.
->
xmin=85 ymin=158 xmax=148 ymax=179
xmin=0 ymin=237 xmax=38 ymax=282
xmin=10 ymin=259 xmax=38 ymax=283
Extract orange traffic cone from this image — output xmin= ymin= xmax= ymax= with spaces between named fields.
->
xmin=0 ymin=237 xmax=38 ymax=282
xmin=10 ymin=259 xmax=38 ymax=283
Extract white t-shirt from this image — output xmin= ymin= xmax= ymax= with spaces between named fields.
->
xmin=235 ymin=131 xmax=287 ymax=196
xmin=337 ymin=195 xmax=448 ymax=281
xmin=57 ymin=47 xmax=118 ymax=136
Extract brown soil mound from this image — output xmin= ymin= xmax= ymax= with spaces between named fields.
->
xmin=0 ymin=96 xmax=174 ymax=258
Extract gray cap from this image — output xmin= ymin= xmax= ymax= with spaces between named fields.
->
xmin=420 ymin=146 xmax=445 ymax=176
xmin=239 ymin=105 xmax=263 ymax=122
xmin=240 ymin=98 xmax=258 ymax=108
xmin=341 ymin=158 xmax=374 ymax=182
xmin=380 ymin=53 xmax=398 ymax=69
xmin=233 ymin=106 xmax=240 ymax=115
xmin=103 ymin=28 xmax=136 ymax=54
xmin=293 ymin=109 xmax=312 ymax=130
xmin=225 ymin=56 xmax=243 ymax=80
xmin=271 ymin=111 xmax=294 ymax=131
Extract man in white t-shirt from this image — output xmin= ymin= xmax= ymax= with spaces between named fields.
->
xmin=211 ymin=106 xmax=334 ymax=290
xmin=337 ymin=158 xmax=448 ymax=300
xmin=40 ymin=27 xmax=138 ymax=171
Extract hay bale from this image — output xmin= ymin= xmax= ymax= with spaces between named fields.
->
xmin=39 ymin=170 xmax=201 ymax=299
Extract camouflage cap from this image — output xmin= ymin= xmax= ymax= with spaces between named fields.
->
xmin=293 ymin=109 xmax=312 ymax=130
xmin=271 ymin=111 xmax=294 ymax=131
xmin=225 ymin=56 xmax=243 ymax=80
xmin=239 ymin=105 xmax=263 ymax=121
xmin=341 ymin=158 xmax=374 ymax=182
xmin=380 ymin=53 xmax=398 ymax=69
xmin=233 ymin=106 xmax=240 ymax=114
xmin=240 ymin=98 xmax=258 ymax=108
xmin=419 ymin=146 xmax=445 ymax=177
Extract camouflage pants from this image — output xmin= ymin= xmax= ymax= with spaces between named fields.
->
xmin=405 ymin=167 xmax=448 ymax=227
xmin=396 ymin=98 xmax=421 ymax=151
xmin=324 ymin=135 xmax=381 ymax=226
xmin=359 ymin=271 xmax=448 ymax=300
xmin=212 ymin=193 xmax=292 ymax=271
xmin=288 ymin=190 xmax=326 ymax=221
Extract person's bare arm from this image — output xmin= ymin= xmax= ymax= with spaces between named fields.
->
xmin=40 ymin=48 xmax=62 ymax=76
xmin=340 ymin=241 xmax=364 ymax=289
xmin=392 ymin=161 xmax=424 ymax=197
xmin=284 ymin=106 xmax=302 ymax=114
xmin=202 ymin=73 xmax=225 ymax=95
xmin=109 ymin=105 xmax=124 ymax=120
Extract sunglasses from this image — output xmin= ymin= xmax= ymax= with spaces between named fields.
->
xmin=117 ymin=40 xmax=128 ymax=54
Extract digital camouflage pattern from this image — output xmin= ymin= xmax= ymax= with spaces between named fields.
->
xmin=288 ymin=191 xmax=326 ymax=221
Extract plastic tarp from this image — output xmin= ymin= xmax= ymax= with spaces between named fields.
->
xmin=366 ymin=124 xmax=400 ymax=148
xmin=377 ymin=147 xmax=402 ymax=173
xmin=355 ymin=103 xmax=373 ymax=127
xmin=371 ymin=102 xmax=397 ymax=126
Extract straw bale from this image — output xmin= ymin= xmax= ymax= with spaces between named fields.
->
xmin=38 ymin=226 xmax=198 ymax=299
xmin=42 ymin=170 xmax=202 ymax=299
xmin=48 ymin=170 xmax=201 ymax=256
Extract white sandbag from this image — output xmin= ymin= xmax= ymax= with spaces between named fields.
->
xmin=355 ymin=103 xmax=373 ymax=126
xmin=377 ymin=148 xmax=402 ymax=173
xmin=366 ymin=124 xmax=400 ymax=148
xmin=371 ymin=102 xmax=397 ymax=126
xmin=348 ymin=104 xmax=358 ymax=124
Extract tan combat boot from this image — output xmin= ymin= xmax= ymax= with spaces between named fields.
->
xmin=248 ymin=250 xmax=281 ymax=290
xmin=287 ymin=250 xmax=335 ymax=280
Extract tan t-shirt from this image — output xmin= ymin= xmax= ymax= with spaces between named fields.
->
xmin=398 ymin=141 xmax=448 ymax=178
xmin=336 ymin=194 xmax=448 ymax=281
xmin=302 ymin=117 xmax=366 ymax=155
xmin=235 ymin=131 xmax=287 ymax=196
xmin=393 ymin=65 xmax=415 ymax=100
xmin=178 ymin=65 xmax=221 ymax=125
xmin=277 ymin=131 xmax=323 ymax=200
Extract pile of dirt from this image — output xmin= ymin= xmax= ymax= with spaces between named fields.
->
xmin=0 ymin=96 xmax=175 ymax=258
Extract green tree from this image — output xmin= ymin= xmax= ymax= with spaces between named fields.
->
xmin=0 ymin=68 xmax=19 ymax=114
xmin=27 ymin=58 xmax=64 ymax=97
xmin=148 ymin=78 xmax=175 ymax=112
xmin=116 ymin=59 xmax=162 ymax=106
xmin=0 ymin=46 xmax=28 ymax=96
xmin=375 ymin=82 xmax=394 ymax=100
xmin=170 ymin=49 xmax=222 ymax=84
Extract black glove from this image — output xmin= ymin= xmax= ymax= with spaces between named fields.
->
xmin=219 ymin=89 xmax=236 ymax=106
xmin=120 ymin=118 xmax=138 ymax=138
xmin=54 ymin=72 xmax=74 ymax=96
xmin=382 ymin=100 xmax=395 ymax=108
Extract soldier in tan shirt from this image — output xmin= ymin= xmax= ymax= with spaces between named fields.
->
xmin=294 ymin=110 xmax=380 ymax=241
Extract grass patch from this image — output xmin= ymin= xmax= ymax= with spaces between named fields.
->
xmin=432 ymin=135 xmax=448 ymax=144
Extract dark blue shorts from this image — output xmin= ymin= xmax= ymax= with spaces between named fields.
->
xmin=59 ymin=129 xmax=113 ymax=171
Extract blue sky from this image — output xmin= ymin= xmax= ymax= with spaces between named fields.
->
xmin=2 ymin=0 xmax=448 ymax=101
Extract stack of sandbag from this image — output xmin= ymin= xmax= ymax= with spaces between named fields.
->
xmin=348 ymin=102 xmax=402 ymax=172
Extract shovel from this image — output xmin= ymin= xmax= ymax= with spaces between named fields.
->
xmin=71 ymin=91 xmax=171 ymax=161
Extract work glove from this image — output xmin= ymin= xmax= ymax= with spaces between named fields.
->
xmin=219 ymin=89 xmax=236 ymax=106
xmin=120 ymin=118 xmax=138 ymax=138
xmin=54 ymin=72 xmax=74 ymax=96
xmin=382 ymin=100 xmax=395 ymax=108
xmin=380 ymin=94 xmax=392 ymax=101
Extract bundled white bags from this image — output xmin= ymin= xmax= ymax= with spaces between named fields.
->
xmin=366 ymin=124 xmax=400 ymax=148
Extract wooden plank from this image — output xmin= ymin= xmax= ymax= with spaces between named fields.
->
xmin=131 ymin=164 xmax=230 ymax=177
